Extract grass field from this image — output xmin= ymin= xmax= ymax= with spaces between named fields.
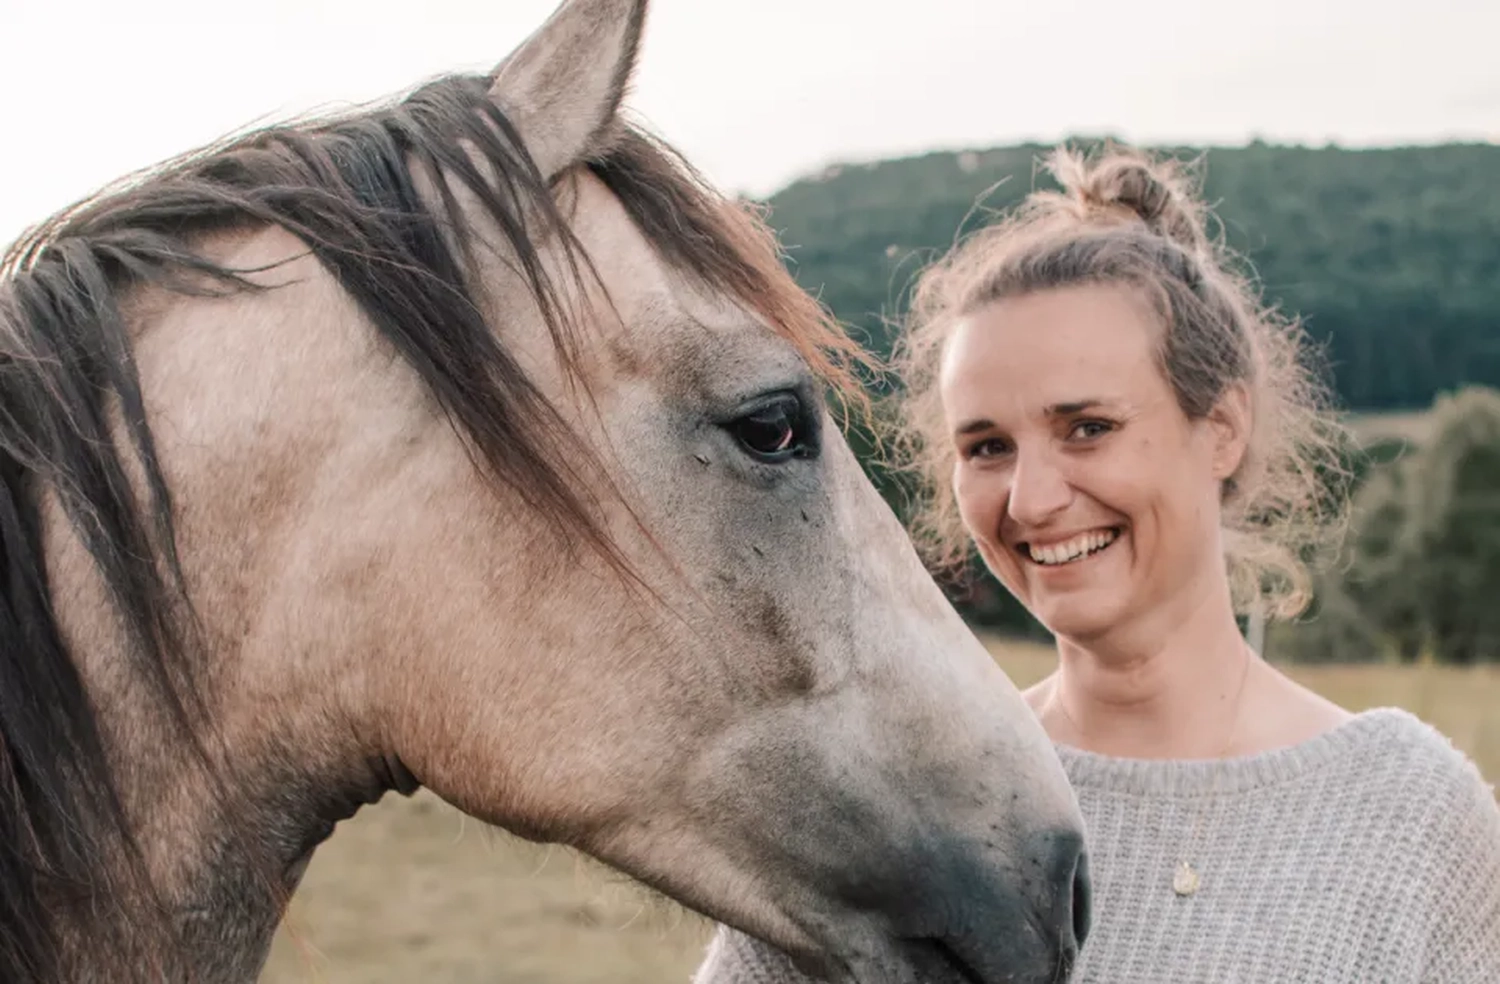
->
xmin=1343 ymin=408 xmax=1436 ymax=447
xmin=259 ymin=637 xmax=1499 ymax=984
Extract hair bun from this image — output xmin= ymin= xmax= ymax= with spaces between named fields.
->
xmin=1046 ymin=144 xmax=1210 ymax=255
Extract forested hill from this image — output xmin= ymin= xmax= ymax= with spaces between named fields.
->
xmin=761 ymin=140 xmax=1500 ymax=412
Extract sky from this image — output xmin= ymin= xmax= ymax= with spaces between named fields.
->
xmin=1 ymin=0 xmax=1496 ymax=246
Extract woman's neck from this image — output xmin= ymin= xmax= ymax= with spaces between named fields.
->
xmin=1034 ymin=587 xmax=1260 ymax=760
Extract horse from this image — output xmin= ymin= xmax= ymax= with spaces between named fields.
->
xmin=0 ymin=1 xmax=1089 ymax=981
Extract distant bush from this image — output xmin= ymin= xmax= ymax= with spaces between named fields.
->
xmin=1272 ymin=386 xmax=1500 ymax=663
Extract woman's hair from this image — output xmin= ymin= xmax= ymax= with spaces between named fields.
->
xmin=891 ymin=143 xmax=1350 ymax=619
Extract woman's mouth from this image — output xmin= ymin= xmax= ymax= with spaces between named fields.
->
xmin=1019 ymin=527 xmax=1121 ymax=567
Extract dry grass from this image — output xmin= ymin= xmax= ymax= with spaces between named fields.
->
xmin=259 ymin=791 xmax=714 ymax=984
xmin=260 ymin=636 xmax=1498 ymax=984
xmin=1343 ymin=408 xmax=1436 ymax=447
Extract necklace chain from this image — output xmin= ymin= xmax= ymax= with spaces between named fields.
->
xmin=1047 ymin=645 xmax=1255 ymax=897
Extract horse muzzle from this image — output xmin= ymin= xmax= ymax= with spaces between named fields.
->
xmin=809 ymin=826 xmax=1091 ymax=984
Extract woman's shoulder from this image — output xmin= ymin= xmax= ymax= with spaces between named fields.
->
xmin=1354 ymin=709 xmax=1500 ymax=979
xmin=1261 ymin=705 xmax=1494 ymax=809
xmin=1341 ymin=707 xmax=1492 ymax=797
xmin=1298 ymin=707 xmax=1498 ymax=856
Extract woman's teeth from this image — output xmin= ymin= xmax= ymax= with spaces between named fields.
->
xmin=1026 ymin=528 xmax=1119 ymax=566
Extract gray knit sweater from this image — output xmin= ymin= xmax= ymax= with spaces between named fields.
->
xmin=691 ymin=708 xmax=1500 ymax=983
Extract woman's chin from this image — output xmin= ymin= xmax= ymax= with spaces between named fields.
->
xmin=1028 ymin=590 xmax=1129 ymax=642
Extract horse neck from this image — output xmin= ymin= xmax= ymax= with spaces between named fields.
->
xmin=41 ymin=473 xmax=406 ymax=982
xmin=54 ymin=664 xmax=404 ymax=983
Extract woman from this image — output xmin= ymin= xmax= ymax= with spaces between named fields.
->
xmin=693 ymin=145 xmax=1500 ymax=982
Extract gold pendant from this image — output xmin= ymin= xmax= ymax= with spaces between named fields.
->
xmin=1172 ymin=861 xmax=1201 ymax=897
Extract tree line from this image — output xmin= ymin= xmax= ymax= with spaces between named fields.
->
xmin=762 ymin=139 xmax=1500 ymax=412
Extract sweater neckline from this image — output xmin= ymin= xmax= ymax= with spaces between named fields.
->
xmin=1053 ymin=706 xmax=1421 ymax=796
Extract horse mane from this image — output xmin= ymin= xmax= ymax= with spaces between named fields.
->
xmin=0 ymin=71 xmax=863 ymax=981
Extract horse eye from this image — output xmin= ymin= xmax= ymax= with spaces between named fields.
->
xmin=727 ymin=395 xmax=808 ymax=463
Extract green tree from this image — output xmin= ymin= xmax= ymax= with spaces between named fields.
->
xmin=1274 ymin=386 xmax=1500 ymax=663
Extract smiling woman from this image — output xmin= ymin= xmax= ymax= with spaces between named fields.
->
xmin=900 ymin=150 xmax=1342 ymax=623
xmin=935 ymin=282 xmax=1266 ymax=643
xmin=694 ymin=144 xmax=1500 ymax=983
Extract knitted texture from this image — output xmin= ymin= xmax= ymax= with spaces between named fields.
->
xmin=691 ymin=708 xmax=1500 ymax=983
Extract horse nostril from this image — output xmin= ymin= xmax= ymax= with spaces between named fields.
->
xmin=1071 ymin=849 xmax=1092 ymax=951
xmin=1040 ymin=826 xmax=1090 ymax=957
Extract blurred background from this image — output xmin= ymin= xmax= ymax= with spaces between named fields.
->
xmin=2 ymin=1 xmax=1496 ymax=981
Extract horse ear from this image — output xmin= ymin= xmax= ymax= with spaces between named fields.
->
xmin=488 ymin=0 xmax=648 ymax=179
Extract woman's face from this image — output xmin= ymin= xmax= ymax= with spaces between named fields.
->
xmin=939 ymin=283 xmax=1247 ymax=643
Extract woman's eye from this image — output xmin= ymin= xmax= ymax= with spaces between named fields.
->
xmin=1070 ymin=420 xmax=1112 ymax=440
xmin=727 ymin=396 xmax=808 ymax=463
xmin=968 ymin=438 xmax=1011 ymax=459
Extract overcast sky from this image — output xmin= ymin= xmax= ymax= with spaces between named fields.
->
xmin=1 ymin=0 xmax=1495 ymax=246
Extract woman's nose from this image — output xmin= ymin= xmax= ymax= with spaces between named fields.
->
xmin=1006 ymin=450 xmax=1071 ymax=527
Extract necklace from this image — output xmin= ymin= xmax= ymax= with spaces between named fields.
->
xmin=1047 ymin=645 xmax=1255 ymax=898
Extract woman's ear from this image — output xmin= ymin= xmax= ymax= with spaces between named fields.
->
xmin=1209 ymin=381 xmax=1252 ymax=481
